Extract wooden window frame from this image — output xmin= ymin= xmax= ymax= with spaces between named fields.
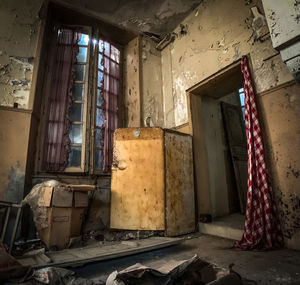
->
xmin=90 ymin=33 xmax=123 ymax=175
xmin=65 ymin=28 xmax=91 ymax=172
xmin=34 ymin=23 xmax=123 ymax=175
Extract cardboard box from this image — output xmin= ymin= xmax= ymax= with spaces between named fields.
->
xmin=35 ymin=184 xmax=95 ymax=249
xmin=39 ymin=185 xmax=94 ymax=208
xmin=37 ymin=207 xmax=86 ymax=249
xmin=52 ymin=187 xmax=73 ymax=207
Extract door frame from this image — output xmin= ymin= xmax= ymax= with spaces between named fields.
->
xmin=186 ymin=60 xmax=246 ymax=221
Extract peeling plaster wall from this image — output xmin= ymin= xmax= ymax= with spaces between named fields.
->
xmin=159 ymin=0 xmax=299 ymax=248
xmin=59 ymin=0 xmax=202 ymax=36
xmin=141 ymin=37 xmax=164 ymax=127
xmin=0 ymin=0 xmax=41 ymax=109
xmin=161 ymin=0 xmax=293 ymax=127
xmin=258 ymin=82 xmax=300 ymax=250
xmin=123 ymin=37 xmax=142 ymax=127
xmin=0 ymin=0 xmax=41 ymax=203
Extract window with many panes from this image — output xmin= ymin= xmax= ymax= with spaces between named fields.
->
xmin=68 ymin=33 xmax=89 ymax=169
xmin=94 ymin=40 xmax=120 ymax=171
xmin=38 ymin=26 xmax=121 ymax=174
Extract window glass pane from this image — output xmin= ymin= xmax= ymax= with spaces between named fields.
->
xmin=97 ymin=71 xmax=103 ymax=87
xmin=104 ymin=74 xmax=109 ymax=91
xmin=98 ymin=53 xmax=104 ymax=70
xmin=111 ymin=78 xmax=119 ymax=95
xmin=75 ymin=65 xmax=85 ymax=81
xmin=238 ymin=88 xmax=244 ymax=93
xmin=99 ymin=40 xmax=104 ymax=53
xmin=104 ymin=41 xmax=110 ymax=56
xmin=95 ymin=149 xmax=103 ymax=170
xmin=70 ymin=103 xmax=83 ymax=122
xmin=96 ymin=107 xmax=104 ymax=127
xmin=111 ymin=61 xmax=119 ymax=78
xmin=78 ymin=34 xmax=89 ymax=45
xmin=77 ymin=47 xmax=88 ymax=63
xmin=97 ymin=89 xmax=103 ymax=107
xmin=69 ymin=124 xmax=82 ymax=144
xmin=95 ymin=129 xmax=103 ymax=148
xmin=104 ymin=57 xmax=110 ymax=72
xmin=68 ymin=146 xmax=81 ymax=167
xmin=239 ymin=93 xmax=245 ymax=106
xmin=111 ymin=45 xmax=120 ymax=63
xmin=72 ymin=83 xmax=84 ymax=101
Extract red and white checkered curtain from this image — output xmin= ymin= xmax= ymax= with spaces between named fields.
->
xmin=234 ymin=57 xmax=283 ymax=250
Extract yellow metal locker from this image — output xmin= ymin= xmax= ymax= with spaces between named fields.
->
xmin=110 ymin=128 xmax=195 ymax=236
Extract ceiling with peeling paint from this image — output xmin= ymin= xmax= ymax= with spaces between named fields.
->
xmin=58 ymin=0 xmax=203 ymax=36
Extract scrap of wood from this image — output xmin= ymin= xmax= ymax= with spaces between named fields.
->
xmin=17 ymin=237 xmax=184 ymax=269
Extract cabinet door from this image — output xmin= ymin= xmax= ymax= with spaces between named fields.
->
xmin=165 ymin=131 xmax=195 ymax=236
xmin=110 ymin=128 xmax=165 ymax=230
xmin=221 ymin=102 xmax=248 ymax=213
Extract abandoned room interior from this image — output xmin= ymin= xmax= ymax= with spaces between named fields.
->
xmin=0 ymin=0 xmax=300 ymax=284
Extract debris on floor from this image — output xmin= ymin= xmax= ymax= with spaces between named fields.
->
xmin=82 ymin=229 xmax=164 ymax=244
xmin=0 ymin=241 xmax=33 ymax=283
xmin=2 ymin=254 xmax=243 ymax=285
xmin=105 ymin=254 xmax=242 ymax=285
xmin=16 ymin=236 xmax=184 ymax=268
xmin=32 ymin=267 xmax=95 ymax=285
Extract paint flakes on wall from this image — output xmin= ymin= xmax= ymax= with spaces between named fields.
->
xmin=0 ymin=53 xmax=33 ymax=108
xmin=0 ymin=0 xmax=41 ymax=109
xmin=141 ymin=37 xmax=164 ymax=127
xmin=174 ymin=76 xmax=188 ymax=126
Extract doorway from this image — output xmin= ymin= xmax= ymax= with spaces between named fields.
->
xmin=188 ymin=62 xmax=247 ymax=226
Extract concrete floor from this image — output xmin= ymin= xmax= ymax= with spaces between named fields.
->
xmin=199 ymin=213 xmax=245 ymax=240
xmin=72 ymin=234 xmax=300 ymax=284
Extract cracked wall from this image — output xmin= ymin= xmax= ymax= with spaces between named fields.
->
xmin=141 ymin=37 xmax=164 ymax=127
xmin=0 ymin=0 xmax=41 ymax=203
xmin=0 ymin=0 xmax=41 ymax=109
xmin=158 ymin=0 xmax=300 ymax=249
xmin=123 ymin=37 xmax=142 ymax=127
xmin=161 ymin=0 xmax=293 ymax=127
xmin=59 ymin=0 xmax=202 ymax=36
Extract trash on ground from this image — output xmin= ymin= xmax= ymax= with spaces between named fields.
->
xmin=106 ymin=254 xmax=243 ymax=285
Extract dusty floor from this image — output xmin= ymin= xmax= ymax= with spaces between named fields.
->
xmin=72 ymin=234 xmax=300 ymax=284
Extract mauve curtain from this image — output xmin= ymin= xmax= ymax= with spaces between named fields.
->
xmin=102 ymin=46 xmax=119 ymax=172
xmin=234 ymin=57 xmax=283 ymax=250
xmin=42 ymin=28 xmax=81 ymax=172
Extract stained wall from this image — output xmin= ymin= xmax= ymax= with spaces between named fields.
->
xmin=0 ymin=0 xmax=42 ymax=202
xmin=156 ymin=0 xmax=300 ymax=249
xmin=141 ymin=37 xmax=164 ymax=127
xmin=161 ymin=0 xmax=293 ymax=127
xmin=123 ymin=37 xmax=142 ymax=127
xmin=0 ymin=109 xmax=31 ymax=202
xmin=258 ymin=82 xmax=300 ymax=249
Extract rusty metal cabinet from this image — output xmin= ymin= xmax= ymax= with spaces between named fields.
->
xmin=110 ymin=128 xmax=195 ymax=236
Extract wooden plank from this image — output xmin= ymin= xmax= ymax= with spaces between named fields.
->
xmin=17 ymin=237 xmax=183 ymax=269
xmin=165 ymin=131 xmax=195 ymax=236
xmin=110 ymin=128 xmax=165 ymax=231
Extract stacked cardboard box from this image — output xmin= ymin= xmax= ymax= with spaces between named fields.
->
xmin=36 ymin=185 xmax=95 ymax=249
